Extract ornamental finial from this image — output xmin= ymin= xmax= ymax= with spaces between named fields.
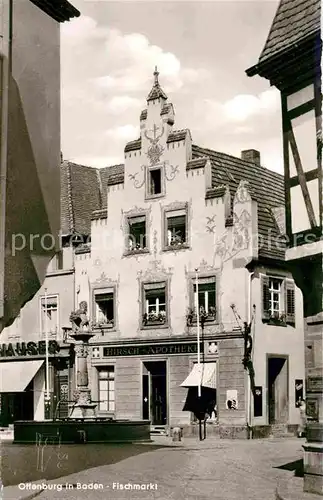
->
xmin=154 ymin=66 xmax=159 ymax=85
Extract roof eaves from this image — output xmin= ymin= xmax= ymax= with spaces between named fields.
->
xmin=125 ymin=139 xmax=141 ymax=152
xmin=66 ymin=161 xmax=75 ymax=233
xmin=30 ymin=0 xmax=80 ymax=22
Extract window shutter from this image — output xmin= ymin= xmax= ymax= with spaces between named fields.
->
xmin=261 ymin=275 xmax=270 ymax=320
xmin=285 ymin=279 xmax=295 ymax=325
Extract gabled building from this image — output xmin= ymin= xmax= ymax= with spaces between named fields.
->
xmin=71 ymin=70 xmax=305 ymax=437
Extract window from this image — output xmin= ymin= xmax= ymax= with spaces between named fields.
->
xmin=94 ymin=291 xmax=114 ymax=328
xmin=142 ymin=282 xmax=167 ymax=327
xmin=146 ymin=165 xmax=164 ymax=199
xmin=262 ymin=276 xmax=295 ymax=325
xmin=150 ymin=168 xmax=161 ymax=195
xmin=164 ymin=208 xmax=188 ymax=249
xmin=127 ymin=216 xmax=147 ymax=252
xmin=53 ymin=251 xmax=63 ymax=270
xmin=98 ymin=367 xmax=115 ymax=412
xmin=41 ymin=295 xmax=59 ymax=335
xmin=187 ymin=277 xmax=217 ymax=325
xmin=268 ymin=278 xmax=282 ymax=315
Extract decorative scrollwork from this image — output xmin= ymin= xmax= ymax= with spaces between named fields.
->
xmin=128 ymin=165 xmax=145 ymax=189
xmin=164 ymin=162 xmax=179 ymax=181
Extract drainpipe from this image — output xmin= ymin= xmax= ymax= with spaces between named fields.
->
xmin=247 ymin=271 xmax=255 ymax=437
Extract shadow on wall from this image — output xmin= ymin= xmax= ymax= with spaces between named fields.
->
xmin=4 ymin=75 xmax=54 ymax=328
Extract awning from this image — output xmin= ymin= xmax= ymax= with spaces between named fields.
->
xmin=181 ymin=362 xmax=217 ymax=389
xmin=0 ymin=360 xmax=44 ymax=392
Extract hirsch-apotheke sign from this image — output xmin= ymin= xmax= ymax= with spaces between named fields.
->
xmin=103 ymin=342 xmax=203 ymax=357
xmin=0 ymin=340 xmax=60 ymax=358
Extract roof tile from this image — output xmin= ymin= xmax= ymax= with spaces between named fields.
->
xmin=258 ymin=0 xmax=320 ymax=64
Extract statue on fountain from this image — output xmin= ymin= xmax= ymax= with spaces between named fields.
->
xmin=69 ymin=301 xmax=90 ymax=333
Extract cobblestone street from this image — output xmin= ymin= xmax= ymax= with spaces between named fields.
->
xmin=3 ymin=437 xmax=310 ymax=500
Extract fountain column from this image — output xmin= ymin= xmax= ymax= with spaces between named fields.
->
xmin=69 ymin=301 xmax=97 ymax=419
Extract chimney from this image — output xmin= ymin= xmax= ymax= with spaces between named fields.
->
xmin=241 ymin=149 xmax=260 ymax=166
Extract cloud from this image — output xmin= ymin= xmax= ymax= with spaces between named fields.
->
xmin=107 ymin=96 xmax=142 ymax=114
xmin=223 ymin=89 xmax=280 ymax=122
xmin=105 ymin=124 xmax=139 ymax=141
xmin=61 ymin=14 xmax=282 ymax=175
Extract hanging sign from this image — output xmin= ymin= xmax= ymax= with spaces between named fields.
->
xmin=0 ymin=340 xmax=60 ymax=358
xmin=295 ymin=379 xmax=304 ymax=406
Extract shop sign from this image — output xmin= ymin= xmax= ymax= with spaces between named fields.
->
xmin=0 ymin=340 xmax=60 ymax=358
xmin=103 ymin=342 xmax=203 ymax=357
xmin=307 ymin=376 xmax=323 ymax=393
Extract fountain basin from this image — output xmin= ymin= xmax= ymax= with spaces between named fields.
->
xmin=13 ymin=419 xmax=151 ymax=444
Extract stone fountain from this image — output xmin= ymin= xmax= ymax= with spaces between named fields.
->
xmin=13 ymin=300 xmax=151 ymax=444
xmin=68 ymin=301 xmax=97 ymax=419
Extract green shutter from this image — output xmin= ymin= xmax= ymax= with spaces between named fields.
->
xmin=262 ymin=275 xmax=270 ymax=320
xmin=285 ymin=279 xmax=295 ymax=325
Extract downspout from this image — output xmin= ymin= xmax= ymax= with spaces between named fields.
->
xmin=247 ymin=271 xmax=255 ymax=438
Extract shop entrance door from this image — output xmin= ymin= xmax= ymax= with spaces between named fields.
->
xmin=268 ymin=356 xmax=289 ymax=424
xmin=142 ymin=361 xmax=167 ymax=426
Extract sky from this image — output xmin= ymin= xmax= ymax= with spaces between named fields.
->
xmin=61 ymin=0 xmax=284 ymax=173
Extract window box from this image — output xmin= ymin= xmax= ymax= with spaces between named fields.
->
xmin=143 ymin=311 xmax=167 ymax=326
xmin=262 ymin=276 xmax=295 ymax=326
xmin=186 ymin=307 xmax=217 ymax=327
xmin=92 ymin=320 xmax=114 ymax=330
xmin=142 ymin=282 xmax=168 ymax=328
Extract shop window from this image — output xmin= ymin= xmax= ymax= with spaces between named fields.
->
xmin=93 ymin=290 xmax=114 ymax=328
xmin=40 ymin=295 xmax=59 ymax=335
xmin=126 ymin=215 xmax=147 ymax=252
xmin=97 ymin=367 xmax=115 ymax=412
xmin=164 ymin=208 xmax=188 ymax=250
xmin=187 ymin=277 xmax=217 ymax=325
xmin=142 ymin=282 xmax=167 ymax=327
xmin=262 ymin=276 xmax=295 ymax=326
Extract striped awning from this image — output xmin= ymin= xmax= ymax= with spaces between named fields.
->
xmin=181 ymin=362 xmax=217 ymax=389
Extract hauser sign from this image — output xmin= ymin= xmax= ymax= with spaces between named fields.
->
xmin=0 ymin=340 xmax=60 ymax=357
xmin=103 ymin=342 xmax=203 ymax=357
